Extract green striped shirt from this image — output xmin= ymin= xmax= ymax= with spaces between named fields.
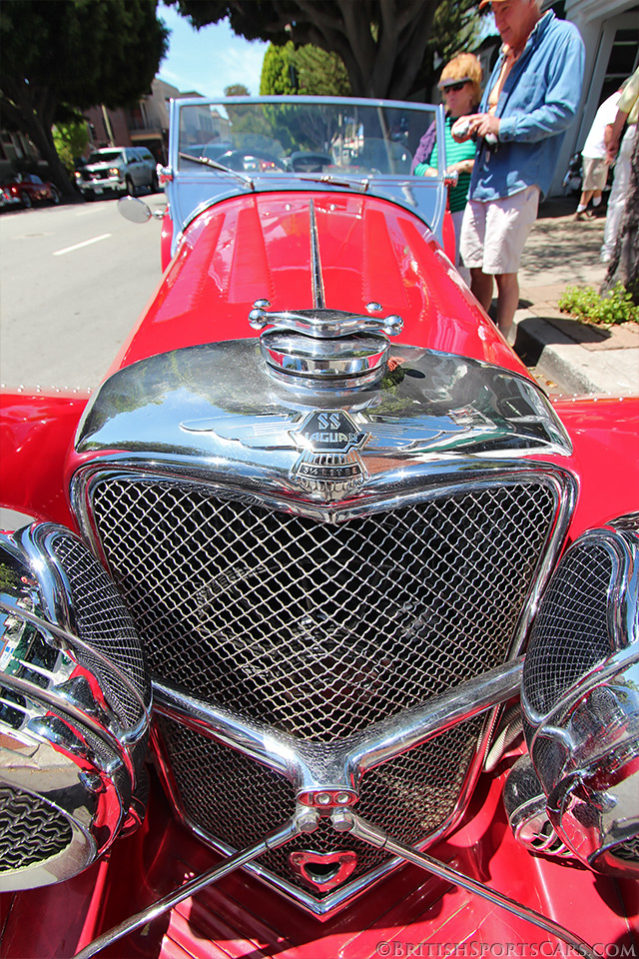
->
xmin=428 ymin=117 xmax=476 ymax=213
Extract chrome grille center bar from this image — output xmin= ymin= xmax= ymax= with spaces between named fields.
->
xmin=153 ymin=657 xmax=523 ymax=797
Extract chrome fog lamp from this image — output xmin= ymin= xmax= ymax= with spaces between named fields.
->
xmin=521 ymin=515 xmax=639 ymax=876
xmin=0 ymin=523 xmax=151 ymax=890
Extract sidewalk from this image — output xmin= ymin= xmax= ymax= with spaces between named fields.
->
xmin=511 ymin=196 xmax=639 ymax=396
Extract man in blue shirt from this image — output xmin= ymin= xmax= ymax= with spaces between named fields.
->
xmin=454 ymin=0 xmax=584 ymax=341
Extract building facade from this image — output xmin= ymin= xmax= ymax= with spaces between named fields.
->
xmin=84 ymin=78 xmax=181 ymax=164
xmin=552 ymin=0 xmax=638 ymax=195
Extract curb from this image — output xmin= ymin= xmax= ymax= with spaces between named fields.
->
xmin=514 ymin=311 xmax=639 ymax=396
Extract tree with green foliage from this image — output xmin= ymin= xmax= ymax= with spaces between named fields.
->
xmin=167 ymin=0 xmax=478 ymax=101
xmin=53 ymin=120 xmax=90 ymax=174
xmin=0 ymin=0 xmax=168 ymax=197
xmin=261 ymin=43 xmax=298 ymax=97
xmin=260 ymin=41 xmax=350 ymax=97
xmin=225 ymin=84 xmax=251 ymax=97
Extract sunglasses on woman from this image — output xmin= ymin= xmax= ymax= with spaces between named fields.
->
xmin=442 ymin=81 xmax=469 ymax=93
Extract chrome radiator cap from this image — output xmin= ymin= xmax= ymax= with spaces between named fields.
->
xmin=248 ymin=301 xmax=403 ymax=390
xmin=0 ymin=524 xmax=151 ymax=890
xmin=522 ymin=514 xmax=639 ymax=877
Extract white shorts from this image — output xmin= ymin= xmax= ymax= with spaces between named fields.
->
xmin=460 ymin=186 xmax=540 ymax=275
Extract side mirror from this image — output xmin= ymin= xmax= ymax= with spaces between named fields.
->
xmin=118 ymin=195 xmax=161 ymax=223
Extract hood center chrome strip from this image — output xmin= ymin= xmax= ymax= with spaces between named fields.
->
xmin=309 ymin=198 xmax=325 ymax=309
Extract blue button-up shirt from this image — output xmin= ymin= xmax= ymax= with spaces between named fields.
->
xmin=469 ymin=11 xmax=584 ymax=201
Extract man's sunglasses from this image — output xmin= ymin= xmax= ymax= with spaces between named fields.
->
xmin=442 ymin=81 xmax=469 ymax=93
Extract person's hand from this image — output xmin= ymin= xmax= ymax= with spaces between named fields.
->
xmin=451 ymin=116 xmax=474 ymax=142
xmin=446 ymin=160 xmax=474 ymax=176
xmin=467 ymin=113 xmax=501 ymax=139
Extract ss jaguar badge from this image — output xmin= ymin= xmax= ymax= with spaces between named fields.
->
xmin=290 ymin=410 xmax=370 ymax=499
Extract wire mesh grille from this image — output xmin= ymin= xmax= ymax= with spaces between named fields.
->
xmin=91 ymin=477 xmax=556 ymax=740
xmin=0 ymin=786 xmax=72 ymax=871
xmin=52 ymin=533 xmax=149 ymax=726
xmin=158 ymin=715 xmax=484 ymax=895
xmin=613 ymin=837 xmax=639 ymax=863
xmin=523 ymin=541 xmax=614 ymax=718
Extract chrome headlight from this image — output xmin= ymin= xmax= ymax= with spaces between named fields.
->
xmin=0 ymin=524 xmax=151 ymax=890
xmin=521 ymin=515 xmax=639 ymax=876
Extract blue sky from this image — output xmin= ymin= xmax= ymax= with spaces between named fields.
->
xmin=157 ymin=6 xmax=269 ymax=98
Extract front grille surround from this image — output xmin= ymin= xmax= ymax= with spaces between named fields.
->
xmin=72 ymin=459 xmax=574 ymax=913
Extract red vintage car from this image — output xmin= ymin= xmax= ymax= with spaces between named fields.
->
xmin=3 ymin=172 xmax=61 ymax=207
xmin=0 ymin=96 xmax=637 ymax=959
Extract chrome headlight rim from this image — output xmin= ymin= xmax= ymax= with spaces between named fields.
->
xmin=0 ymin=523 xmax=151 ymax=889
xmin=522 ymin=514 xmax=639 ymax=876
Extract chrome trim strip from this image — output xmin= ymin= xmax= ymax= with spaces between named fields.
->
xmin=309 ymin=198 xmax=325 ymax=309
xmin=345 ymin=658 xmax=523 ymax=782
xmin=332 ymin=810 xmax=599 ymax=958
xmin=73 ymin=809 xmax=316 ymax=959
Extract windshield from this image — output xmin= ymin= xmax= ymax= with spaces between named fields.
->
xmin=88 ymin=150 xmax=123 ymax=164
xmin=177 ymin=99 xmax=431 ymax=178
xmin=167 ymin=96 xmax=447 ymax=257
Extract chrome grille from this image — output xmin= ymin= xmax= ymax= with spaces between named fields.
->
xmin=0 ymin=786 xmax=72 ymax=871
xmin=91 ymin=477 xmax=556 ymax=739
xmin=86 ymin=471 xmax=559 ymax=903
xmin=51 ymin=533 xmax=149 ymax=726
xmin=158 ymin=714 xmax=484 ymax=894
xmin=523 ymin=541 xmax=614 ymax=718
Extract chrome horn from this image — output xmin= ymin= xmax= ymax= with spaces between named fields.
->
xmin=520 ymin=514 xmax=639 ymax=876
xmin=0 ymin=523 xmax=151 ymax=890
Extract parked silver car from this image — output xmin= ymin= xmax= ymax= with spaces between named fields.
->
xmin=75 ymin=146 xmax=158 ymax=198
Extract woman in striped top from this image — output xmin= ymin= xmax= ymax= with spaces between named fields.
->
xmin=412 ymin=53 xmax=482 ymax=281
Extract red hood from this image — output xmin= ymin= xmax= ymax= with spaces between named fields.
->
xmin=109 ymin=191 xmax=527 ymax=378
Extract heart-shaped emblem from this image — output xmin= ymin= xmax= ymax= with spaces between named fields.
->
xmin=289 ymin=849 xmax=357 ymax=891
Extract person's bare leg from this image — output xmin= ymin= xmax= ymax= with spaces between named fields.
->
xmin=470 ymin=268 xmax=493 ymax=313
xmin=575 ymin=189 xmax=594 ymax=219
xmin=494 ymin=272 xmax=519 ymax=340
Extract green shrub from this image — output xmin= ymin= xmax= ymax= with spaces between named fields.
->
xmin=558 ymin=283 xmax=639 ymax=326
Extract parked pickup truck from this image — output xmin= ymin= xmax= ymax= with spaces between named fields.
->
xmin=75 ymin=146 xmax=158 ymax=198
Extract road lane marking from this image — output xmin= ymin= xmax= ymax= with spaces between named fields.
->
xmin=53 ymin=233 xmax=111 ymax=256
xmin=75 ymin=206 xmax=112 ymax=216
